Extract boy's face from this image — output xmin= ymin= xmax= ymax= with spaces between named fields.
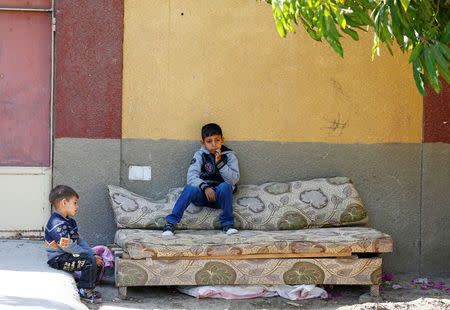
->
xmin=57 ymin=196 xmax=79 ymax=218
xmin=201 ymin=134 xmax=224 ymax=155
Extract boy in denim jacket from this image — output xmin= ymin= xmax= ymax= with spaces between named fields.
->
xmin=163 ymin=123 xmax=240 ymax=236
xmin=45 ymin=185 xmax=104 ymax=304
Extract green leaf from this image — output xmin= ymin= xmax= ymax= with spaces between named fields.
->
xmin=442 ymin=20 xmax=450 ymax=44
xmin=299 ymin=15 xmax=322 ymax=41
xmin=432 ymin=45 xmax=449 ymax=75
xmin=325 ymin=14 xmax=342 ymax=38
xmin=412 ymin=60 xmax=426 ymax=95
xmin=437 ymin=63 xmax=450 ymax=84
xmin=326 ymin=36 xmax=344 ymax=56
xmin=319 ymin=8 xmax=327 ymax=35
xmin=372 ymin=35 xmax=380 ymax=60
xmin=438 ymin=43 xmax=450 ymax=60
xmin=399 ymin=0 xmax=410 ymax=11
xmin=424 ymin=47 xmax=438 ymax=87
xmin=351 ymin=5 xmax=373 ymax=26
xmin=408 ymin=43 xmax=423 ymax=63
xmin=337 ymin=12 xmax=347 ymax=29
xmin=392 ymin=0 xmax=411 ymax=29
xmin=386 ymin=42 xmax=394 ymax=56
xmin=342 ymin=27 xmax=359 ymax=40
xmin=276 ymin=19 xmax=287 ymax=37
xmin=425 ymin=27 xmax=438 ymax=39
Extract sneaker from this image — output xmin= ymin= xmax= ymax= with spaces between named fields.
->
xmin=93 ymin=290 xmax=102 ymax=298
xmin=79 ymin=288 xmax=102 ymax=304
xmin=222 ymin=225 xmax=238 ymax=235
xmin=162 ymin=223 xmax=175 ymax=236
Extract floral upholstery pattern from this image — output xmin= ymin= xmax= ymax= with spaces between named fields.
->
xmin=108 ymin=177 xmax=368 ymax=230
xmin=114 ymin=227 xmax=393 ymax=259
xmin=116 ymin=257 xmax=382 ymax=287
xmin=111 ymin=178 xmax=392 ymax=293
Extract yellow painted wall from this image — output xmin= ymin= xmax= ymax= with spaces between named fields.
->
xmin=122 ymin=0 xmax=422 ymax=143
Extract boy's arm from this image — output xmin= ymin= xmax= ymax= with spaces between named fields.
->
xmin=217 ymin=152 xmax=240 ymax=185
xmin=52 ymin=235 xmax=91 ymax=255
xmin=46 ymin=224 xmax=91 ymax=255
xmin=77 ymin=237 xmax=96 ymax=256
xmin=187 ymin=152 xmax=209 ymax=190
xmin=63 ymin=239 xmax=91 ymax=255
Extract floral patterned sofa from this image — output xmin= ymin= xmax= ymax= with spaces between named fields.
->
xmin=108 ymin=177 xmax=393 ymax=299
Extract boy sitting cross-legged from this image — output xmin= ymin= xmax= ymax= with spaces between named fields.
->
xmin=163 ymin=123 xmax=240 ymax=236
xmin=45 ymin=185 xmax=104 ymax=304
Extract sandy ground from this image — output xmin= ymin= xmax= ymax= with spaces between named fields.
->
xmin=89 ymin=272 xmax=450 ymax=310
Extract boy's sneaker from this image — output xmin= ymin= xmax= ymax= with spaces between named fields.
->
xmin=79 ymin=288 xmax=102 ymax=304
xmin=162 ymin=223 xmax=175 ymax=236
xmin=93 ymin=290 xmax=102 ymax=298
xmin=222 ymin=225 xmax=238 ymax=235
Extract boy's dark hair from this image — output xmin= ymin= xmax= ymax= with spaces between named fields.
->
xmin=49 ymin=185 xmax=79 ymax=206
xmin=201 ymin=123 xmax=222 ymax=140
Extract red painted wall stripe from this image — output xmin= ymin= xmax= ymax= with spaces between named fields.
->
xmin=424 ymin=79 xmax=450 ymax=143
xmin=54 ymin=0 xmax=123 ymax=139
xmin=0 ymin=0 xmax=50 ymax=9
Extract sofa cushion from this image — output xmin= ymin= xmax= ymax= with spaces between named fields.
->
xmin=114 ymin=227 xmax=392 ymax=259
xmin=108 ymin=177 xmax=368 ymax=230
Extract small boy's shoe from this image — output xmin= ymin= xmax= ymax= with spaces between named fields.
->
xmin=78 ymin=288 xmax=102 ymax=304
xmin=162 ymin=223 xmax=175 ymax=236
xmin=93 ymin=290 xmax=102 ymax=298
xmin=222 ymin=225 xmax=238 ymax=235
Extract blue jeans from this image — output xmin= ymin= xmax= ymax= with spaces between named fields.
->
xmin=47 ymin=253 xmax=100 ymax=289
xmin=166 ymin=183 xmax=234 ymax=227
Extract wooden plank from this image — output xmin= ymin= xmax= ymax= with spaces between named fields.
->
xmin=370 ymin=285 xmax=380 ymax=297
xmin=152 ymin=251 xmax=353 ymax=260
xmin=118 ymin=287 xmax=127 ymax=300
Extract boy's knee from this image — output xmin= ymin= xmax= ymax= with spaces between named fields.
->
xmin=78 ymin=253 xmax=95 ymax=267
xmin=183 ymin=185 xmax=202 ymax=195
xmin=217 ymin=182 xmax=232 ymax=192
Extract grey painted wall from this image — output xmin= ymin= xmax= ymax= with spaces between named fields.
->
xmin=53 ymin=138 xmax=120 ymax=247
xmin=53 ymin=138 xmax=449 ymax=275
xmin=421 ymin=143 xmax=450 ymax=275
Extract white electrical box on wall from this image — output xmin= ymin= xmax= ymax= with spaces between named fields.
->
xmin=128 ymin=165 xmax=151 ymax=181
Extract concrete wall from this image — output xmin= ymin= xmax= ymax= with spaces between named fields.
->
xmin=421 ymin=144 xmax=450 ymax=274
xmin=52 ymin=0 xmax=449 ymax=275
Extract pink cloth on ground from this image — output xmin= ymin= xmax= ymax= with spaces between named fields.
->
xmin=74 ymin=246 xmax=114 ymax=282
xmin=92 ymin=246 xmax=114 ymax=268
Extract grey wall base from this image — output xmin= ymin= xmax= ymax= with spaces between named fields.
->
xmin=53 ymin=138 xmax=121 ymax=247
xmin=421 ymin=143 xmax=450 ymax=275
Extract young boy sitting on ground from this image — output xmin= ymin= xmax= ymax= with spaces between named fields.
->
xmin=163 ymin=123 xmax=240 ymax=236
xmin=45 ymin=185 xmax=104 ymax=304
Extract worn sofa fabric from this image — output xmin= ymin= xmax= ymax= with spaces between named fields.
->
xmin=114 ymin=227 xmax=392 ymax=259
xmin=116 ymin=257 xmax=382 ymax=287
xmin=109 ymin=177 xmax=392 ymax=299
xmin=108 ymin=177 xmax=368 ymax=230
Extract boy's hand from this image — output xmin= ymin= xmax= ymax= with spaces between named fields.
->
xmin=95 ymin=255 xmax=104 ymax=267
xmin=204 ymin=187 xmax=216 ymax=202
xmin=215 ymin=149 xmax=221 ymax=163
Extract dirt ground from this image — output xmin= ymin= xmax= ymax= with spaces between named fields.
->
xmin=88 ymin=272 xmax=450 ymax=310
